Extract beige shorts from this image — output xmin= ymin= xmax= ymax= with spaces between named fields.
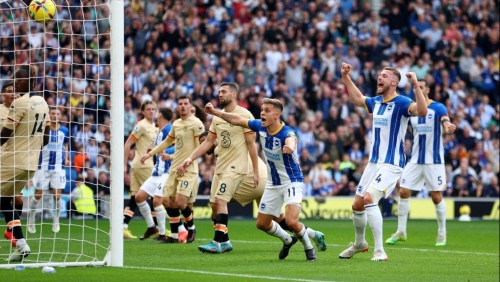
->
xmin=130 ymin=167 xmax=152 ymax=192
xmin=165 ymin=172 xmax=199 ymax=201
xmin=210 ymin=172 xmax=246 ymax=203
xmin=0 ymin=167 xmax=34 ymax=196
xmin=232 ymin=175 xmax=267 ymax=206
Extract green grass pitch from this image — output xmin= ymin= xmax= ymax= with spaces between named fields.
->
xmin=1 ymin=219 xmax=498 ymax=281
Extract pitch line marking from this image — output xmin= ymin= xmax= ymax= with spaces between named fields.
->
xmin=124 ymin=266 xmax=335 ymax=282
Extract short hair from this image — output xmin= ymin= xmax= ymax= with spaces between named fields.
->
xmin=262 ymin=98 xmax=284 ymax=113
xmin=220 ymin=82 xmax=239 ymax=93
xmin=49 ymin=106 xmax=60 ymax=112
xmin=158 ymin=107 xmax=173 ymax=121
xmin=140 ymin=100 xmax=156 ymax=112
xmin=15 ymin=64 xmax=37 ymax=89
xmin=417 ymin=79 xmax=429 ymax=88
xmin=383 ymin=67 xmax=401 ymax=82
xmin=2 ymin=81 xmax=13 ymax=92
xmin=178 ymin=95 xmax=192 ymax=104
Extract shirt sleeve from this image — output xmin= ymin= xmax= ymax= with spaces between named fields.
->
xmin=4 ymin=100 xmax=26 ymax=130
xmin=194 ymin=120 xmax=205 ymax=138
xmin=364 ymin=97 xmax=375 ymax=113
xmin=402 ymin=97 xmax=415 ymax=118
xmin=247 ymin=119 xmax=262 ymax=132
xmin=130 ymin=123 xmax=142 ymax=141
xmin=208 ymin=118 xmax=216 ymax=136
xmin=437 ymin=104 xmax=450 ymax=123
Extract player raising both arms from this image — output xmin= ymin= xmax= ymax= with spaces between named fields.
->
xmin=134 ymin=108 xmax=174 ymax=241
xmin=338 ymin=63 xmax=427 ymax=261
xmin=1 ymin=81 xmax=24 ymax=247
xmin=178 ymin=83 xmax=259 ymax=254
xmin=198 ymin=132 xmax=327 ymax=252
xmin=0 ymin=64 xmax=50 ymax=261
xmin=386 ymin=80 xmax=456 ymax=246
xmin=123 ymin=100 xmax=159 ymax=239
xmin=141 ymin=96 xmax=205 ymax=243
xmin=28 ymin=107 xmax=70 ymax=234
xmin=205 ymin=98 xmax=317 ymax=261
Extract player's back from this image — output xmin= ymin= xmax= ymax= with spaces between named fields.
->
xmin=152 ymin=124 xmax=172 ymax=176
xmin=408 ymin=101 xmax=448 ymax=164
xmin=366 ymin=95 xmax=413 ymax=168
xmin=131 ymin=118 xmax=158 ymax=168
xmin=38 ymin=125 xmax=69 ymax=171
xmin=210 ymin=105 xmax=254 ymax=175
xmin=248 ymin=120 xmax=303 ymax=186
xmin=169 ymin=115 xmax=205 ymax=174
xmin=1 ymin=94 xmax=49 ymax=171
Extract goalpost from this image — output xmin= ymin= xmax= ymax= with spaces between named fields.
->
xmin=0 ymin=0 xmax=123 ymax=268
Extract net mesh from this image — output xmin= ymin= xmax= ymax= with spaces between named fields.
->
xmin=0 ymin=0 xmax=111 ymax=266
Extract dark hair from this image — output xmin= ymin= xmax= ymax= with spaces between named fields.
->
xmin=193 ymin=103 xmax=207 ymax=123
xmin=15 ymin=64 xmax=37 ymax=91
xmin=417 ymin=79 xmax=429 ymax=88
xmin=2 ymin=81 xmax=13 ymax=92
xmin=220 ymin=82 xmax=239 ymax=93
xmin=383 ymin=67 xmax=401 ymax=82
xmin=158 ymin=107 xmax=173 ymax=121
xmin=140 ymin=100 xmax=156 ymax=112
xmin=262 ymin=98 xmax=284 ymax=113
xmin=178 ymin=95 xmax=192 ymax=103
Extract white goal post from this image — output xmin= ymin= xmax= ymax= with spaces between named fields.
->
xmin=0 ymin=0 xmax=123 ymax=269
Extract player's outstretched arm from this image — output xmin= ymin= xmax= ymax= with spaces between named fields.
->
xmin=205 ymin=102 xmax=250 ymax=128
xmin=407 ymin=72 xmax=428 ymax=117
xmin=283 ymin=136 xmax=297 ymax=155
xmin=141 ymin=136 xmax=174 ymax=164
xmin=341 ymin=62 xmax=366 ymax=108
xmin=178 ymin=132 xmax=216 ymax=174
xmin=245 ymin=132 xmax=259 ymax=188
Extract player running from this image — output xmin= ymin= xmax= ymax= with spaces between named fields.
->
xmin=28 ymin=107 xmax=70 ymax=234
xmin=386 ymin=80 xmax=456 ymax=246
xmin=0 ymin=65 xmax=50 ymax=261
xmin=337 ymin=63 xmax=427 ymax=261
xmin=123 ymin=100 xmax=158 ymax=239
xmin=205 ymin=98 xmax=317 ymax=261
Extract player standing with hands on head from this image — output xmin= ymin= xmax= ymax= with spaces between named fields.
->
xmin=386 ymin=80 xmax=456 ymax=246
xmin=141 ymin=96 xmax=205 ymax=244
xmin=0 ymin=65 xmax=50 ymax=261
xmin=177 ymin=83 xmax=259 ymax=254
xmin=337 ymin=63 xmax=428 ymax=261
xmin=123 ymin=100 xmax=158 ymax=239
xmin=205 ymin=98 xmax=317 ymax=261
xmin=28 ymin=107 xmax=70 ymax=234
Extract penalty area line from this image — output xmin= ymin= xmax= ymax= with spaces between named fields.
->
xmin=124 ymin=266 xmax=334 ymax=282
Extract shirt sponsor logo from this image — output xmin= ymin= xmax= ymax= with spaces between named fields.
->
xmin=413 ymin=125 xmax=433 ymax=133
xmin=264 ymin=150 xmax=281 ymax=161
xmin=374 ymin=117 xmax=388 ymax=126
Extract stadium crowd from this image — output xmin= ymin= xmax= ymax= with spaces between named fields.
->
xmin=0 ymin=0 xmax=499 ymax=203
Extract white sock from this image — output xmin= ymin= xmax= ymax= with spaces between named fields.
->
xmin=295 ymin=224 xmax=313 ymax=250
xmin=123 ymin=223 xmax=128 ymax=229
xmin=178 ymin=223 xmax=187 ymax=232
xmin=53 ymin=198 xmax=62 ymax=224
xmin=16 ymin=238 xmax=26 ymax=249
xmin=154 ymin=206 xmax=166 ymax=235
xmin=435 ymin=200 xmax=447 ymax=236
xmin=137 ymin=201 xmax=155 ymax=228
xmin=397 ymin=198 xmax=410 ymax=234
xmin=29 ymin=198 xmax=39 ymax=221
xmin=266 ymin=221 xmax=293 ymax=244
xmin=366 ymin=204 xmax=384 ymax=252
xmin=352 ymin=210 xmax=367 ymax=245
xmin=306 ymin=226 xmax=316 ymax=239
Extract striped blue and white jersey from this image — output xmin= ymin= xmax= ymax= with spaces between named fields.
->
xmin=151 ymin=124 xmax=174 ymax=176
xmin=38 ymin=125 xmax=69 ymax=171
xmin=247 ymin=120 xmax=303 ymax=186
xmin=408 ymin=101 xmax=449 ymax=164
xmin=364 ymin=95 xmax=414 ymax=168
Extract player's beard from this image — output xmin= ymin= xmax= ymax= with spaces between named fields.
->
xmin=377 ymin=84 xmax=390 ymax=95
xmin=220 ymin=98 xmax=231 ymax=108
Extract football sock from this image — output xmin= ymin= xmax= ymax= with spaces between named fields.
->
xmin=266 ymin=221 xmax=293 ymax=245
xmin=295 ymin=224 xmax=314 ymax=250
xmin=123 ymin=196 xmax=137 ymax=227
xmin=435 ymin=200 xmax=447 ymax=236
xmin=54 ymin=198 xmax=62 ymax=225
xmin=278 ymin=217 xmax=291 ymax=231
xmin=15 ymin=202 xmax=23 ymax=219
xmin=167 ymin=208 xmax=180 ymax=239
xmin=150 ymin=201 xmax=158 ymax=226
xmin=29 ymin=197 xmax=40 ymax=226
xmin=178 ymin=222 xmax=187 ymax=232
xmin=306 ymin=226 xmax=316 ymax=239
xmin=154 ymin=205 xmax=166 ymax=235
xmin=181 ymin=206 xmax=195 ymax=230
xmin=213 ymin=213 xmax=228 ymax=243
xmin=222 ymin=219 xmax=230 ymax=243
xmin=352 ymin=210 xmax=367 ymax=245
xmin=1 ymin=197 xmax=26 ymax=247
xmin=137 ymin=201 xmax=155 ymax=228
xmin=366 ymin=204 xmax=384 ymax=251
xmin=278 ymin=218 xmax=316 ymax=239
xmin=397 ymin=198 xmax=410 ymax=234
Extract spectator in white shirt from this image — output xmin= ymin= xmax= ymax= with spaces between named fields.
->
xmin=209 ymin=0 xmax=227 ymax=21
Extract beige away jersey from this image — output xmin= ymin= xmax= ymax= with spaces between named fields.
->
xmin=0 ymin=103 xmax=8 ymax=132
xmin=168 ymin=114 xmax=205 ymax=174
xmin=214 ymin=146 xmax=267 ymax=178
xmin=1 ymin=93 xmax=49 ymax=171
xmin=130 ymin=119 xmax=158 ymax=168
xmin=209 ymin=106 xmax=254 ymax=175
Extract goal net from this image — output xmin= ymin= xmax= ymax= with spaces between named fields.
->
xmin=0 ymin=0 xmax=123 ymax=268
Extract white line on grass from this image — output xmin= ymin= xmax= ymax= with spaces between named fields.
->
xmin=124 ymin=266 xmax=334 ymax=282
xmin=202 ymin=239 xmax=499 ymax=257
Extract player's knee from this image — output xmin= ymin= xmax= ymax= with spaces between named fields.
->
xmin=135 ymin=193 xmax=147 ymax=203
xmin=162 ymin=198 xmax=169 ymax=208
xmin=365 ymin=187 xmax=384 ymax=205
xmin=210 ymin=202 xmax=217 ymax=213
xmin=430 ymin=192 xmax=442 ymax=205
xmin=352 ymin=195 xmax=365 ymax=211
xmin=399 ymin=187 xmax=411 ymax=199
xmin=152 ymin=197 xmax=162 ymax=207
xmin=255 ymin=218 xmax=270 ymax=231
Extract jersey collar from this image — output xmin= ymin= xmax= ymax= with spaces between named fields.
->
xmin=427 ymin=99 xmax=433 ymax=106
xmin=268 ymin=122 xmax=285 ymax=136
xmin=382 ymin=93 xmax=398 ymax=103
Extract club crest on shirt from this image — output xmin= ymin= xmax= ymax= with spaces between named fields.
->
xmin=183 ymin=126 xmax=188 ymax=132
xmin=132 ymin=125 xmax=140 ymax=134
xmin=427 ymin=113 xmax=433 ymax=120
xmin=386 ymin=103 xmax=394 ymax=112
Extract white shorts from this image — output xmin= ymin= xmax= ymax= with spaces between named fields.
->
xmin=140 ymin=174 xmax=169 ymax=198
xmin=400 ymin=163 xmax=446 ymax=191
xmin=356 ymin=163 xmax=403 ymax=198
xmin=33 ymin=169 xmax=66 ymax=190
xmin=258 ymin=182 xmax=304 ymax=218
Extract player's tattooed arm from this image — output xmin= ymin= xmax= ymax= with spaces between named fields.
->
xmin=205 ymin=103 xmax=250 ymax=128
